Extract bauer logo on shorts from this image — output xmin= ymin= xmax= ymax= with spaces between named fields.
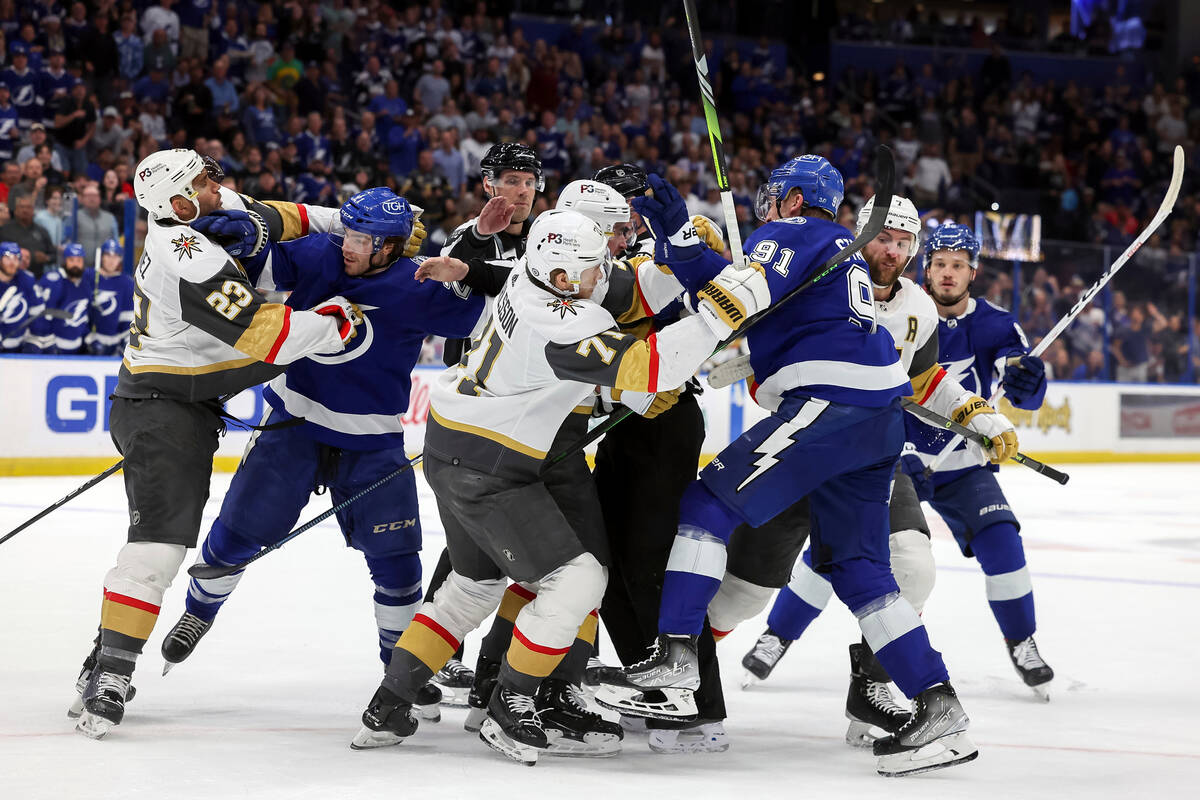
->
xmin=171 ymin=234 xmax=202 ymax=260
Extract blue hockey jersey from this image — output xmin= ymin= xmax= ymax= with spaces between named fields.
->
xmin=1 ymin=66 xmax=41 ymax=126
xmin=0 ymin=269 xmax=43 ymax=351
xmin=248 ymin=234 xmax=486 ymax=450
xmin=0 ymin=102 xmax=19 ymax=162
xmin=27 ymin=268 xmax=95 ymax=354
xmin=906 ymin=297 xmax=1045 ymax=485
xmin=86 ymin=271 xmax=135 ymax=355
xmin=741 ymin=216 xmax=911 ymax=409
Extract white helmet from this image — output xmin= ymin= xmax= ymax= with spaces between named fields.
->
xmin=555 ymin=180 xmax=630 ymax=236
xmin=856 ymin=194 xmax=921 ymax=259
xmin=525 ymin=209 xmax=610 ymax=296
xmin=135 ymin=148 xmax=205 ymax=222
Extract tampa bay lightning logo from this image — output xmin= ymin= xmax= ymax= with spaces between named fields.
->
xmin=66 ymin=298 xmax=90 ymax=327
xmin=94 ymin=289 xmax=118 ymax=317
xmin=308 ymin=303 xmax=377 ymax=364
xmin=0 ymin=285 xmax=28 ymax=323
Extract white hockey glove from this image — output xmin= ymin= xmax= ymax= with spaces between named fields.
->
xmin=707 ymin=353 xmax=754 ymax=389
xmin=312 ymin=295 xmax=363 ymax=344
xmin=695 ymin=261 xmax=770 ymax=339
xmin=952 ymin=395 xmax=1019 ymax=464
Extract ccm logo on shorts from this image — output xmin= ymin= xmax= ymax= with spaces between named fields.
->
xmin=372 ymin=519 xmax=418 ymax=533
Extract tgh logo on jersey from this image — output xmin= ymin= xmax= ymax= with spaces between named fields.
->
xmin=382 ymin=199 xmax=407 ymax=215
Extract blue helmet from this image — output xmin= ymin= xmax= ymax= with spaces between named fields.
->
xmin=755 ymin=154 xmax=844 ymax=221
xmin=63 ymin=242 xmax=86 ymax=261
xmin=339 ymin=188 xmax=414 ymax=252
xmin=922 ymin=222 xmax=979 ymax=271
xmin=0 ymin=241 xmax=20 ymax=260
xmin=101 ymin=238 xmax=122 ymax=256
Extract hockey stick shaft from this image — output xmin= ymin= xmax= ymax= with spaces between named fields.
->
xmin=0 ymin=459 xmax=124 ymax=546
xmin=187 ymin=454 xmax=423 ymax=580
xmin=541 ymin=146 xmax=896 ymax=472
xmin=902 ymin=399 xmax=1068 ymax=484
xmin=925 ymin=145 xmax=1185 ymax=473
xmin=681 ymin=0 xmax=744 ymax=267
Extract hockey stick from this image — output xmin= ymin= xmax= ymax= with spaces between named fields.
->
xmin=10 ymin=306 xmax=74 ymax=338
xmin=540 ymin=145 xmax=896 ymax=473
xmin=681 ymin=0 xmax=744 ymax=266
xmin=924 ymin=144 xmax=1186 ymax=475
xmin=187 ymin=454 xmax=423 ymax=580
xmin=0 ymin=459 xmax=125 ymax=546
xmin=901 ymin=399 xmax=1069 ymax=485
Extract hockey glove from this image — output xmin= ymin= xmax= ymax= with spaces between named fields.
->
xmin=608 ymin=386 xmax=682 ymax=419
xmin=632 ymin=174 xmax=701 ymax=263
xmin=898 ymin=447 xmax=934 ymax=502
xmin=312 ymin=295 xmax=363 ymax=344
xmin=691 ymin=214 xmax=726 ymax=253
xmin=952 ymin=395 xmax=1019 ymax=464
xmin=1001 ymin=354 xmax=1046 ymax=407
xmin=695 ymin=261 xmax=770 ymax=339
xmin=403 ymin=217 xmax=427 ymax=259
xmin=191 ymin=209 xmax=268 ymax=259
xmin=644 ymin=388 xmax=683 ymax=418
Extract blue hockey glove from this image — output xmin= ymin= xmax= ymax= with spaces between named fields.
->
xmin=191 ymin=209 xmax=268 ymax=259
xmin=1001 ymin=354 xmax=1046 ymax=407
xmin=632 ymin=173 xmax=701 ymax=263
xmin=898 ymin=449 xmax=934 ymax=502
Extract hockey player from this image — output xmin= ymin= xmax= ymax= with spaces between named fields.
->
xmin=0 ymin=240 xmax=42 ymax=352
xmin=86 ymin=239 xmax=135 ymax=356
xmin=909 ymin=223 xmax=1054 ymax=698
xmin=708 ymin=195 xmax=1017 ymax=747
xmin=25 ymin=243 xmax=94 ymax=354
xmin=70 ymin=148 xmax=360 ymax=740
xmin=597 ymin=157 xmax=982 ymax=776
xmin=157 ymin=189 xmax=483 ymax=719
xmin=351 ymin=208 xmax=766 ymax=764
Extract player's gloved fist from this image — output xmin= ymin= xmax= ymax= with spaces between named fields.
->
xmin=1002 ymin=354 xmax=1046 ymax=406
xmin=312 ymin=295 xmax=363 ymax=344
xmin=403 ymin=217 xmax=427 ymax=259
xmin=952 ymin=394 xmax=1019 ymax=464
xmin=190 ymin=209 xmax=268 ymax=259
xmin=898 ymin=447 xmax=934 ymax=502
xmin=632 ymin=174 xmax=700 ymax=262
xmin=644 ymin=388 xmax=682 ymax=419
xmin=696 ymin=261 xmax=770 ymax=339
xmin=691 ymin=214 xmax=726 ymax=253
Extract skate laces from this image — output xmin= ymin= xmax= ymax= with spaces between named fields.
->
xmin=1012 ymin=637 xmax=1047 ymax=670
xmin=172 ymin=613 xmax=209 ymax=645
xmin=563 ymin=684 xmax=599 ymax=718
xmin=626 ymin=637 xmax=667 ymax=673
xmin=95 ymin=671 xmax=131 ymax=698
xmin=440 ymin=658 xmax=471 ymax=679
xmin=505 ymin=691 xmax=543 ymax=725
xmin=865 ymin=679 xmax=908 ymax=715
xmin=753 ymin=633 xmax=786 ymax=665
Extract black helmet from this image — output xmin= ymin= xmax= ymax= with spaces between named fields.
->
xmin=480 ymin=142 xmax=545 ymax=192
xmin=593 ymin=163 xmax=648 ymax=198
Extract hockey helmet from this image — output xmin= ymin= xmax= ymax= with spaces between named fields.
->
xmin=135 ymin=148 xmax=206 ymax=223
xmin=857 ymin=194 xmax=922 ymax=259
xmin=755 ymin=154 xmax=844 ymax=221
xmin=338 ymin=188 xmax=414 ymax=255
xmin=0 ymin=241 xmax=20 ymax=261
xmin=525 ymin=209 xmax=611 ymax=296
xmin=593 ymin=163 xmax=649 ymax=198
xmin=63 ymin=242 xmax=86 ymax=261
xmin=101 ymin=238 xmax=123 ymax=256
xmin=923 ymin=222 xmax=980 ymax=272
xmin=480 ymin=142 xmax=545 ymax=192
xmin=555 ymin=180 xmax=631 ymax=236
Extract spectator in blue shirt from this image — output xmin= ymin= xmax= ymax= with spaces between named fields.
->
xmin=132 ymin=67 xmax=170 ymax=105
xmin=205 ymin=56 xmax=239 ymax=114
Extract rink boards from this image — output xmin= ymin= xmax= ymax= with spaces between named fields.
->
xmin=1 ymin=353 xmax=1198 ymax=476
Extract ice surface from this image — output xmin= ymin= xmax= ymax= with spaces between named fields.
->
xmin=1 ymin=463 xmax=1198 ymax=798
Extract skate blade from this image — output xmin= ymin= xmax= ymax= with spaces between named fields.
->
xmin=1030 ymin=682 xmax=1051 ymax=703
xmin=431 ymin=684 xmax=471 ymax=708
xmin=162 ymin=661 xmax=178 ymax=676
xmin=877 ymin=732 xmax=979 ymax=777
xmin=67 ymin=695 xmax=84 ymax=719
xmin=75 ymin=711 xmax=116 ymax=740
xmin=544 ymin=730 xmax=621 ymax=758
xmin=414 ymin=703 xmax=442 ymax=723
xmin=464 ymin=707 xmax=487 ymax=733
xmin=479 ymin=719 xmax=539 ymax=765
xmin=349 ymin=725 xmax=408 ymax=750
xmin=740 ymin=670 xmax=761 ymax=690
xmin=648 ymin=728 xmax=730 ymax=754
xmin=846 ymin=719 xmax=890 ymax=749
xmin=619 ymin=715 xmax=648 ymax=734
xmin=594 ymin=686 xmax=698 ymax=721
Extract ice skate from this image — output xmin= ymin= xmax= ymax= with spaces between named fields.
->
xmin=594 ymin=634 xmax=700 ymax=720
xmin=582 ymin=656 xmax=622 ymax=695
xmin=351 ymin=686 xmax=419 ymax=750
xmin=413 ymin=682 xmax=443 ymax=722
xmin=873 ymin=682 xmax=978 ymax=777
xmin=479 ymin=685 xmax=547 ymax=766
xmin=845 ymin=643 xmax=912 ymax=747
xmin=536 ymin=678 xmax=622 ymax=758
xmin=1006 ymin=635 xmax=1054 ymax=701
xmin=431 ymin=657 xmax=474 ymax=707
xmin=160 ymin=612 xmax=213 ymax=674
xmin=740 ymin=629 xmax=793 ymax=688
xmin=68 ymin=644 xmax=135 ymax=719
xmin=464 ymin=656 xmax=500 ymax=733
xmin=74 ymin=668 xmax=133 ymax=740
xmin=648 ymin=721 xmax=729 ymax=754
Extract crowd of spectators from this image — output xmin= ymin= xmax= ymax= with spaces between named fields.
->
xmin=0 ymin=0 xmax=1195 ymax=381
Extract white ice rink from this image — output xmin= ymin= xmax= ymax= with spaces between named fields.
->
xmin=2 ymin=462 xmax=1198 ymax=799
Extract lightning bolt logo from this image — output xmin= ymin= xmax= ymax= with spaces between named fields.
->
xmin=941 ymin=355 xmax=978 ymax=395
xmin=736 ymin=424 xmax=797 ymax=492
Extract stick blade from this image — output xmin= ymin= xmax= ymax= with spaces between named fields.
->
xmin=187 ymin=562 xmax=239 ymax=580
